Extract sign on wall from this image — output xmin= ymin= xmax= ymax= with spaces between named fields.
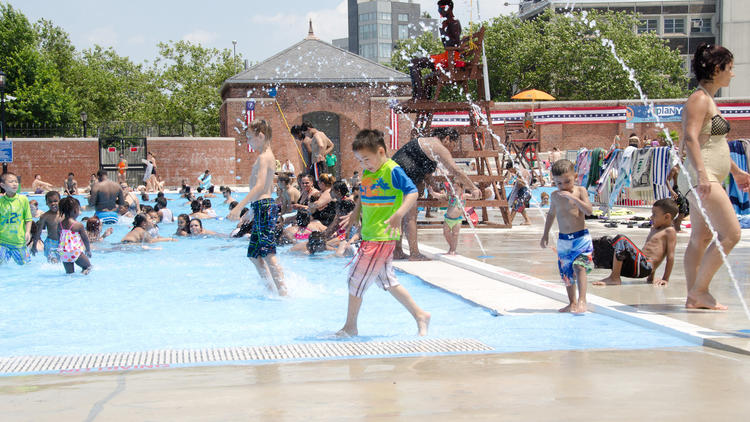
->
xmin=625 ymin=105 xmax=684 ymax=123
xmin=0 ymin=140 xmax=12 ymax=162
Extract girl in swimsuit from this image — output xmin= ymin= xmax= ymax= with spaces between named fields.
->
xmin=57 ymin=196 xmax=92 ymax=274
xmin=680 ymin=43 xmax=750 ymax=310
xmin=428 ymin=183 xmax=479 ymax=255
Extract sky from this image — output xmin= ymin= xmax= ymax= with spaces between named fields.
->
xmin=15 ymin=0 xmax=517 ymax=66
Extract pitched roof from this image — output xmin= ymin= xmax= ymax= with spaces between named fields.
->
xmin=225 ymin=37 xmax=409 ymax=85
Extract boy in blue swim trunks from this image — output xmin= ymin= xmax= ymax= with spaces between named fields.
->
xmin=540 ymin=159 xmax=594 ymax=313
xmin=228 ymin=119 xmax=287 ymax=296
xmin=0 ymin=173 xmax=33 ymax=265
xmin=31 ymin=191 xmax=62 ymax=262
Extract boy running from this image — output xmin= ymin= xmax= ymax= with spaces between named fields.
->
xmin=228 ymin=119 xmax=287 ymax=296
xmin=31 ymin=191 xmax=63 ymax=262
xmin=540 ymin=159 xmax=594 ymax=313
xmin=338 ymin=129 xmax=431 ymax=337
xmin=0 ymin=173 xmax=33 ymax=265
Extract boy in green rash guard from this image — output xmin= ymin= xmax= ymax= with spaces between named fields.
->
xmin=337 ymin=129 xmax=431 ymax=337
xmin=0 ymin=173 xmax=33 ymax=265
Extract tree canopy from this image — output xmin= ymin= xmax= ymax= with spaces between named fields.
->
xmin=391 ymin=9 xmax=689 ymax=102
xmin=0 ymin=3 xmax=241 ymax=136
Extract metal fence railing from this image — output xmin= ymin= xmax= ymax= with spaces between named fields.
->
xmin=5 ymin=121 xmax=196 ymax=138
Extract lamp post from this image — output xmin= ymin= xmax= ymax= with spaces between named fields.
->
xmin=80 ymin=111 xmax=88 ymax=138
xmin=0 ymin=70 xmax=6 ymax=174
xmin=232 ymin=40 xmax=237 ymax=73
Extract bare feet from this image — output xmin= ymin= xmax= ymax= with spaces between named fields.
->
xmin=649 ymin=278 xmax=669 ymax=287
xmin=277 ymin=284 xmax=288 ymax=296
xmin=446 ymin=251 xmax=456 ymax=256
xmin=393 ymin=249 xmax=409 ymax=260
xmin=686 ymin=292 xmax=728 ymax=310
xmin=416 ymin=312 xmax=431 ymax=336
xmin=408 ymin=253 xmax=430 ymax=261
xmin=336 ymin=327 xmax=357 ymax=338
xmin=559 ymin=303 xmax=576 ymax=313
xmin=521 ymin=221 xmax=531 ymax=226
xmin=82 ymin=267 xmax=92 ymax=275
xmin=575 ymin=300 xmax=588 ymax=313
xmin=593 ymin=275 xmax=621 ymax=286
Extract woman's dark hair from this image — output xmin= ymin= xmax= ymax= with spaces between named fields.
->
xmin=693 ymin=43 xmax=734 ymax=82
xmin=337 ymin=198 xmax=356 ymax=215
xmin=296 ymin=210 xmax=311 ymax=227
xmin=190 ymin=200 xmax=202 ymax=213
xmin=177 ymin=214 xmax=191 ymax=234
xmin=290 ymin=122 xmax=313 ymax=140
xmin=318 ymin=173 xmax=335 ymax=187
xmin=58 ymin=196 xmax=81 ymax=219
xmin=202 ymin=199 xmax=212 ymax=209
xmin=240 ymin=207 xmax=250 ymax=217
xmin=190 ymin=218 xmax=203 ymax=229
xmin=331 ymin=181 xmax=349 ymax=198
xmin=229 ymin=201 xmax=239 ymax=210
xmin=132 ymin=213 xmax=149 ymax=229
xmin=432 ymin=127 xmax=459 ymax=142
xmin=307 ymin=231 xmax=327 ymax=255
xmin=156 ymin=197 xmax=168 ymax=208
xmin=141 ymin=205 xmax=154 ymax=214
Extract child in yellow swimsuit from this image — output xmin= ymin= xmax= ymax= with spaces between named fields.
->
xmin=429 ymin=183 xmax=479 ymax=255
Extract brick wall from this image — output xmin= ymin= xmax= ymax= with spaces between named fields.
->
xmin=8 ymin=137 xmax=236 ymax=190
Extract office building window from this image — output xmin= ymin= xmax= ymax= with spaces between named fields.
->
xmin=398 ymin=24 xmax=409 ymax=40
xmin=637 ymin=19 xmax=658 ymax=34
xmin=379 ymin=12 xmax=391 ymax=21
xmin=359 ymin=12 xmax=375 ymax=23
xmin=664 ymin=18 xmax=685 ymax=34
xmin=398 ymin=13 xmax=409 ymax=22
xmin=379 ymin=43 xmax=392 ymax=58
xmin=360 ymin=44 xmax=377 ymax=60
xmin=691 ymin=18 xmax=711 ymax=33
xmin=359 ymin=24 xmax=377 ymax=40
xmin=379 ymin=24 xmax=391 ymax=39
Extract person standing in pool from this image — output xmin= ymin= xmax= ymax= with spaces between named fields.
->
xmin=391 ymin=127 xmax=479 ymax=260
xmin=57 ymin=196 xmax=92 ymax=275
xmin=228 ymin=119 xmax=287 ymax=296
xmin=88 ymin=170 xmax=125 ymax=224
xmin=0 ymin=172 xmax=33 ymax=266
xmin=31 ymin=191 xmax=62 ymax=262
xmin=291 ymin=122 xmax=334 ymax=188
xmin=338 ymin=129 xmax=431 ymax=337
xmin=117 ymin=154 xmax=128 ymax=184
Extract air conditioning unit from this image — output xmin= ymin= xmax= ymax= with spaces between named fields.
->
xmin=692 ymin=19 xmax=703 ymax=28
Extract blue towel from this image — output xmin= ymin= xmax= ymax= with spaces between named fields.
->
xmin=728 ymin=141 xmax=750 ymax=215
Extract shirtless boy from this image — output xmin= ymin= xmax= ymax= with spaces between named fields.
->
xmin=31 ymin=174 xmax=54 ymax=194
xmin=228 ymin=119 xmax=287 ymax=296
xmin=541 ymin=159 xmax=594 ymax=313
xmin=63 ymin=173 xmax=78 ymax=195
xmin=291 ymin=122 xmax=334 ymax=187
xmin=594 ymin=199 xmax=678 ymax=287
xmin=276 ymin=174 xmax=300 ymax=215
xmin=31 ymin=191 xmax=63 ymax=262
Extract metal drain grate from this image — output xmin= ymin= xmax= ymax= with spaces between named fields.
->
xmin=0 ymin=338 xmax=492 ymax=376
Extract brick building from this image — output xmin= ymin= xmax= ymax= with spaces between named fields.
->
xmin=219 ymin=25 xmax=411 ymax=182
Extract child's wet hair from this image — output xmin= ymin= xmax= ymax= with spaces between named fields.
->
xmin=653 ymin=198 xmax=679 ymax=220
xmin=58 ymin=196 xmax=81 ymax=218
xmin=307 ymin=231 xmax=327 ymax=255
xmin=86 ymin=216 xmax=101 ymax=233
xmin=190 ymin=200 xmax=202 ymax=213
xmin=551 ymin=159 xmax=575 ymax=176
xmin=133 ymin=213 xmax=149 ymax=229
xmin=45 ymin=191 xmax=61 ymax=202
xmin=352 ymin=129 xmax=387 ymax=153
xmin=0 ymin=172 xmax=17 ymax=184
xmin=250 ymin=119 xmax=272 ymax=140
xmin=202 ymin=199 xmax=212 ymax=209
xmin=331 ymin=181 xmax=349 ymax=198
xmin=229 ymin=201 xmax=239 ymax=210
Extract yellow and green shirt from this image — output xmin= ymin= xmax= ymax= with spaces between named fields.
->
xmin=359 ymin=159 xmax=417 ymax=241
xmin=0 ymin=194 xmax=32 ymax=247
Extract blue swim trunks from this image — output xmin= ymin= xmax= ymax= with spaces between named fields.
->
xmin=44 ymin=237 xmax=61 ymax=262
xmin=0 ymin=243 xmax=31 ymax=266
xmin=247 ymin=198 xmax=279 ymax=259
xmin=557 ymin=229 xmax=594 ymax=286
xmin=96 ymin=211 xmax=119 ymax=225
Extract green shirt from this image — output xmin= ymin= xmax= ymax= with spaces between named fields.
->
xmin=0 ymin=194 xmax=32 ymax=247
xmin=359 ymin=159 xmax=417 ymax=241
xmin=326 ymin=153 xmax=337 ymax=167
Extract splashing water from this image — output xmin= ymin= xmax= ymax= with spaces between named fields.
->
xmin=562 ymin=3 xmax=749 ymax=318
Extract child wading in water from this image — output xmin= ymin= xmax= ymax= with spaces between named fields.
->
xmin=0 ymin=173 xmax=33 ymax=265
xmin=228 ymin=119 xmax=287 ymax=296
xmin=338 ymin=129 xmax=431 ymax=337
xmin=540 ymin=159 xmax=594 ymax=313
xmin=428 ymin=183 xmax=479 ymax=255
xmin=57 ymin=196 xmax=92 ymax=274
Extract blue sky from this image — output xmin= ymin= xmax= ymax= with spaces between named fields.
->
xmin=15 ymin=0 xmax=516 ymax=65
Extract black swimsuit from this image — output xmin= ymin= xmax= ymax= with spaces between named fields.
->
xmin=392 ymin=139 xmax=437 ymax=185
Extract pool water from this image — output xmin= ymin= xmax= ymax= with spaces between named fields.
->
xmin=0 ymin=193 xmax=693 ymax=358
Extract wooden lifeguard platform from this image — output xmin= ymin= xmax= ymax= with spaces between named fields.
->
xmin=393 ymin=27 xmax=511 ymax=228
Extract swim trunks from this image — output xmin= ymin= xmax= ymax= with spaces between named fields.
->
xmin=309 ymin=161 xmax=328 ymax=183
xmin=557 ymin=229 xmax=594 ymax=286
xmin=247 ymin=198 xmax=279 ymax=259
xmin=444 ymin=214 xmax=463 ymax=229
xmin=0 ymin=243 xmax=31 ymax=266
xmin=611 ymin=235 xmax=653 ymax=279
xmin=96 ymin=211 xmax=119 ymax=225
xmin=35 ymin=188 xmax=44 ymax=194
xmin=347 ymin=240 xmax=399 ymax=298
xmin=44 ymin=237 xmax=61 ymax=262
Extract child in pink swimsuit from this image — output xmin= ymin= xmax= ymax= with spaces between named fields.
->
xmin=57 ymin=196 xmax=92 ymax=275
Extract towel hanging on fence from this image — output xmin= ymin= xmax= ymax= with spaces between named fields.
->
xmin=728 ymin=140 xmax=750 ymax=215
xmin=607 ymin=146 xmax=637 ymax=209
xmin=586 ymin=148 xmax=606 ymax=188
xmin=630 ymin=148 xmax=655 ymax=196
xmin=575 ymin=149 xmax=591 ymax=186
xmin=650 ymin=146 xmax=673 ymax=200
xmin=592 ymin=149 xmax=621 ymax=196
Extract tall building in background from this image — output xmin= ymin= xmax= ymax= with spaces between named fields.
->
xmin=517 ymin=0 xmax=750 ymax=97
xmin=333 ymin=0 xmax=439 ymax=64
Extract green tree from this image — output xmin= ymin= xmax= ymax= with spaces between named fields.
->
xmin=146 ymin=40 xmax=239 ymax=136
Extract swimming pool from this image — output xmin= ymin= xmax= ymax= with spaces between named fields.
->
xmin=0 ymin=193 xmax=692 ymax=364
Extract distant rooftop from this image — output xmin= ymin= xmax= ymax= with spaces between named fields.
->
xmin=225 ymin=22 xmax=409 ymax=86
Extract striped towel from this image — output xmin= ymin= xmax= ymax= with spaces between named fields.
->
xmin=651 ymin=146 xmax=672 ymax=200
xmin=608 ymin=146 xmax=637 ymax=209
xmin=630 ymin=148 xmax=654 ymax=197
xmin=575 ymin=149 xmax=591 ymax=186
xmin=728 ymin=140 xmax=750 ymax=215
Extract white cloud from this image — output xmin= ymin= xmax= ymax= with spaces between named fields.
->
xmin=415 ymin=0 xmax=517 ymax=22
xmin=249 ymin=0 xmax=348 ymax=44
xmin=183 ymin=29 xmax=219 ymax=44
xmin=87 ymin=26 xmax=118 ymax=46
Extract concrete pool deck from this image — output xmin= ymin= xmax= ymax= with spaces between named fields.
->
xmin=2 ymin=207 xmax=750 ymax=420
